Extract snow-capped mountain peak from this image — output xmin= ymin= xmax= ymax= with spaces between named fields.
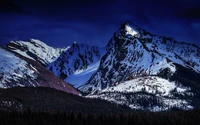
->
xmin=125 ymin=24 xmax=138 ymax=36
xmin=118 ymin=21 xmax=149 ymax=37
xmin=122 ymin=22 xmax=141 ymax=35
xmin=79 ymin=22 xmax=200 ymax=111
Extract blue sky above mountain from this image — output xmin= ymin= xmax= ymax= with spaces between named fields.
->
xmin=0 ymin=0 xmax=200 ymax=47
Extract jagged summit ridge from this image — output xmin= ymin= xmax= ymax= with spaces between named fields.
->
xmin=6 ymin=39 xmax=69 ymax=66
xmin=28 ymin=39 xmax=49 ymax=47
xmin=117 ymin=21 xmax=154 ymax=38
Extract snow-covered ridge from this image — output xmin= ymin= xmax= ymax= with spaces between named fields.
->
xmin=0 ymin=48 xmax=37 ymax=88
xmin=7 ymin=39 xmax=69 ymax=66
xmin=142 ymin=37 xmax=200 ymax=73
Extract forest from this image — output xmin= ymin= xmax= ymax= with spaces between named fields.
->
xmin=1 ymin=87 xmax=200 ymax=125
xmin=1 ymin=108 xmax=200 ymax=125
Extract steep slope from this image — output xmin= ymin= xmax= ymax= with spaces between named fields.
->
xmin=0 ymin=48 xmax=79 ymax=95
xmin=80 ymin=22 xmax=200 ymax=111
xmin=0 ymin=47 xmax=36 ymax=88
xmin=47 ymin=42 xmax=105 ymax=87
xmin=6 ymin=39 xmax=69 ymax=66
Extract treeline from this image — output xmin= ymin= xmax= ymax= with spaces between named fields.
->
xmin=1 ymin=109 xmax=200 ymax=125
xmin=0 ymin=87 xmax=132 ymax=114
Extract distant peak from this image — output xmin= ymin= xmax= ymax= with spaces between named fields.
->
xmin=29 ymin=38 xmax=42 ymax=43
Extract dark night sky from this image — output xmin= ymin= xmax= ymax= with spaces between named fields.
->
xmin=0 ymin=0 xmax=200 ymax=48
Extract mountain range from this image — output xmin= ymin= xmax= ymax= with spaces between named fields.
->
xmin=1 ymin=21 xmax=200 ymax=111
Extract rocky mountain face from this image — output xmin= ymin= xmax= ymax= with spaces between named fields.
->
xmin=47 ymin=42 xmax=105 ymax=87
xmin=80 ymin=22 xmax=200 ymax=111
xmin=1 ymin=22 xmax=200 ymax=111
xmin=80 ymin=22 xmax=200 ymax=92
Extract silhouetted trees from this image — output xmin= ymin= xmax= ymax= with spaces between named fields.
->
xmin=1 ymin=109 xmax=200 ymax=125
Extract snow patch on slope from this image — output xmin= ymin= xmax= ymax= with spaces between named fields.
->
xmin=66 ymin=61 xmax=100 ymax=88
xmin=102 ymin=76 xmax=190 ymax=97
xmin=47 ymin=42 xmax=106 ymax=88
xmin=86 ymin=76 xmax=193 ymax=111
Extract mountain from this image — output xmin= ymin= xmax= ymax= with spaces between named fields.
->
xmin=79 ymin=22 xmax=200 ymax=111
xmin=0 ymin=47 xmax=78 ymax=95
xmin=81 ymin=22 xmax=200 ymax=91
xmin=47 ymin=42 xmax=105 ymax=87
xmin=6 ymin=39 xmax=106 ymax=88
xmin=6 ymin=39 xmax=69 ymax=66
xmin=2 ymin=22 xmax=200 ymax=111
